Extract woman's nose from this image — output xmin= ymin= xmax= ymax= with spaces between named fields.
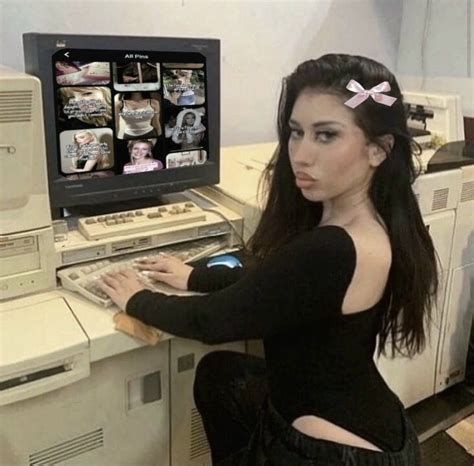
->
xmin=291 ymin=138 xmax=313 ymax=165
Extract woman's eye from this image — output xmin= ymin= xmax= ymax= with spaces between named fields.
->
xmin=315 ymin=131 xmax=336 ymax=142
xmin=289 ymin=128 xmax=303 ymax=139
xmin=289 ymin=128 xmax=336 ymax=142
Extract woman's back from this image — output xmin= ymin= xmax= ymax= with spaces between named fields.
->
xmin=319 ymin=217 xmax=392 ymax=313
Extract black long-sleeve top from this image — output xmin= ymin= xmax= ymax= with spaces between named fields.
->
xmin=127 ymin=225 xmax=404 ymax=451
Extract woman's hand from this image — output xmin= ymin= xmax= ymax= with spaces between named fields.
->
xmin=134 ymin=253 xmax=193 ymax=291
xmin=98 ymin=269 xmax=147 ymax=311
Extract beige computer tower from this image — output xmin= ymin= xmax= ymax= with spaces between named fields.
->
xmin=0 ymin=66 xmax=55 ymax=299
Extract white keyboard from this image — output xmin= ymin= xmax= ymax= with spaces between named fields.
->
xmin=78 ymin=201 xmax=207 ymax=240
xmin=58 ymin=236 xmax=228 ymax=307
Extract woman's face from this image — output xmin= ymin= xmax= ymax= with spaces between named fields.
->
xmin=184 ymin=113 xmax=195 ymax=126
xmin=75 ymin=132 xmax=92 ymax=145
xmin=288 ymin=90 xmax=375 ymax=203
xmin=69 ymin=89 xmax=105 ymax=112
xmin=131 ymin=142 xmax=151 ymax=161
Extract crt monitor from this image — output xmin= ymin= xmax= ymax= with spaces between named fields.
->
xmin=23 ymin=33 xmax=220 ymax=217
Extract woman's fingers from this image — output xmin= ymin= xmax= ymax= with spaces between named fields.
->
xmin=98 ymin=274 xmax=123 ymax=300
xmin=132 ymin=254 xmax=189 ymax=290
xmin=100 ymin=270 xmax=138 ymax=287
xmin=101 ymin=273 xmax=121 ymax=289
xmin=135 ymin=254 xmax=183 ymax=271
xmin=146 ymin=271 xmax=169 ymax=282
xmin=153 ymin=252 xmax=182 ymax=262
xmin=98 ymin=277 xmax=116 ymax=294
xmin=97 ymin=269 xmax=146 ymax=311
xmin=135 ymin=261 xmax=166 ymax=272
xmin=120 ymin=269 xmax=138 ymax=280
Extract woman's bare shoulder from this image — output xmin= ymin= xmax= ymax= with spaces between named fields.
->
xmin=344 ymin=219 xmax=392 ymax=268
xmin=337 ymin=220 xmax=392 ymax=313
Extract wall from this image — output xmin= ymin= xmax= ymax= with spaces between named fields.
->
xmin=397 ymin=0 xmax=474 ymax=118
xmin=0 ymin=0 xmax=403 ymax=146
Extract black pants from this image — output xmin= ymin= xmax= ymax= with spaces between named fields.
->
xmin=465 ymin=318 xmax=474 ymax=386
xmin=193 ymin=351 xmax=421 ymax=466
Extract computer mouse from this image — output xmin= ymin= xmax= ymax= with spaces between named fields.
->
xmin=206 ymin=254 xmax=243 ymax=269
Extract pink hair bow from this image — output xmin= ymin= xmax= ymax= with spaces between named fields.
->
xmin=344 ymin=80 xmax=397 ymax=109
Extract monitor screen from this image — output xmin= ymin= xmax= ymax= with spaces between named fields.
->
xmin=23 ymin=33 xmax=220 ymax=216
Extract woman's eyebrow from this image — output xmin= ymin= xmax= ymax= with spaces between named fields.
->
xmin=289 ymin=119 xmax=345 ymax=128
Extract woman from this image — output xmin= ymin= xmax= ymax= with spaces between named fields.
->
xmin=99 ymin=54 xmax=439 ymax=465
xmin=115 ymin=92 xmax=161 ymax=139
xmin=70 ymin=130 xmax=111 ymax=173
xmin=171 ymin=109 xmax=206 ymax=149
xmin=123 ymin=139 xmax=163 ymax=172
xmin=59 ymin=87 xmax=112 ymax=128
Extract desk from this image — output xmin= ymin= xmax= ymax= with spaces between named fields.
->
xmin=0 ymin=289 xmax=245 ymax=466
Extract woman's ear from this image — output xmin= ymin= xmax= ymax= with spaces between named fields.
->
xmin=369 ymin=134 xmax=394 ymax=167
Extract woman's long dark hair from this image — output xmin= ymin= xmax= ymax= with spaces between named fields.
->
xmin=247 ymin=54 xmax=440 ymax=358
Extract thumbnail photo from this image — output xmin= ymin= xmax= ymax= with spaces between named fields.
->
xmin=57 ymin=87 xmax=112 ymax=129
xmin=165 ymin=150 xmax=207 ymax=169
xmin=122 ymin=139 xmax=164 ymax=174
xmin=55 ymin=61 xmax=110 ymax=86
xmin=114 ymin=92 xmax=161 ymax=140
xmin=59 ymin=128 xmax=114 ymax=175
xmin=113 ymin=62 xmax=160 ymax=92
xmin=164 ymin=108 xmax=206 ymax=150
xmin=163 ymin=65 xmax=205 ymax=106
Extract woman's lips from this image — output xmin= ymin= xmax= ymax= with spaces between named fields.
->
xmin=295 ymin=172 xmax=317 ymax=188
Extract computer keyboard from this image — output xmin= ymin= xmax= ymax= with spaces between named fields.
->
xmin=58 ymin=235 xmax=228 ymax=307
xmin=78 ymin=201 xmax=207 ymax=240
